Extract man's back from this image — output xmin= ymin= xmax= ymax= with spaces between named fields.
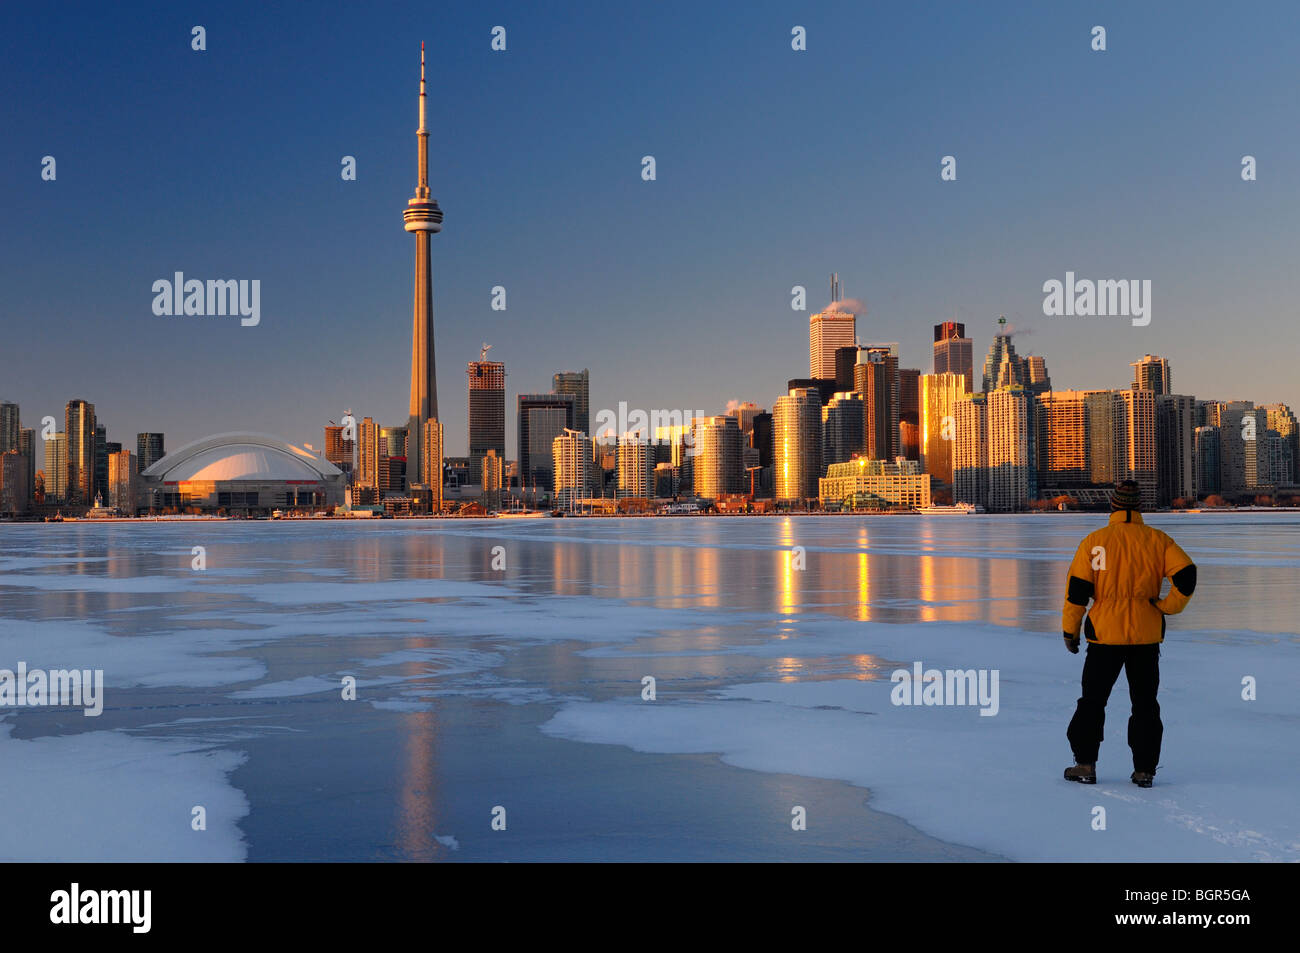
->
xmin=1063 ymin=510 xmax=1195 ymax=646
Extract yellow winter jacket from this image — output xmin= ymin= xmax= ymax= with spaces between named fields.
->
xmin=1062 ymin=511 xmax=1197 ymax=645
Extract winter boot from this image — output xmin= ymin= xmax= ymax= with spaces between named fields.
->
xmin=1064 ymin=762 xmax=1096 ymax=784
xmin=1131 ymin=771 xmax=1155 ymax=788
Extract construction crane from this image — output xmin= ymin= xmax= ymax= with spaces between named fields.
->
xmin=480 ymin=343 xmax=492 ymax=361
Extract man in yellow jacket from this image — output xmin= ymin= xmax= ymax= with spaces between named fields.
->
xmin=1061 ymin=480 xmax=1197 ymax=788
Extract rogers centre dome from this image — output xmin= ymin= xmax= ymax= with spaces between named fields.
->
xmin=140 ymin=432 xmax=343 ymax=513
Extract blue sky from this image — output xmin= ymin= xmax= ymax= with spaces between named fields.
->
xmin=2 ymin=0 xmax=1298 ymax=458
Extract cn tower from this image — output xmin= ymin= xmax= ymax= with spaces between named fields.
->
xmin=403 ymin=42 xmax=443 ymax=488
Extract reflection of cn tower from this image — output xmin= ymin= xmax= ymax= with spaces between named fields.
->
xmin=404 ymin=42 xmax=443 ymax=488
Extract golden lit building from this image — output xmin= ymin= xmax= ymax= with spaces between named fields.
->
xmin=819 ymin=456 xmax=931 ymax=509
xmin=920 ymin=372 xmax=967 ymax=485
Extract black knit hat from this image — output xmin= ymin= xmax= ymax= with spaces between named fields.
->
xmin=1111 ymin=480 xmax=1142 ymax=511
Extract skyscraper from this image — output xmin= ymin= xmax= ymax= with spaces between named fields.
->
xmin=980 ymin=317 xmax=1026 ymax=393
xmin=773 ymin=387 xmax=822 ymax=503
xmin=518 ymin=393 xmax=575 ymax=490
xmin=920 ymin=372 xmax=967 ymax=485
xmin=822 ymin=392 xmax=865 ymax=467
xmin=1131 ymin=354 xmax=1172 ymax=394
xmin=94 ymin=424 xmax=109 ymax=505
xmin=1024 ymin=355 xmax=1051 ymax=395
xmin=469 ymin=356 xmax=506 ymax=480
xmin=136 ymin=433 xmax=165 ymax=473
xmin=0 ymin=401 xmax=19 ymax=454
xmin=553 ymin=370 xmax=590 ymax=439
xmin=854 ymin=347 xmax=897 ymax=459
xmin=933 ymin=322 xmax=974 ymax=392
xmin=65 ymin=399 xmax=96 ymax=506
xmin=810 ymin=274 xmax=856 ymax=379
xmin=898 ymin=368 xmax=921 ymax=460
xmin=404 ymin=44 xmax=445 ymax=491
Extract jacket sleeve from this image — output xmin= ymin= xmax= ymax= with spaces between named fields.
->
xmin=1155 ymin=537 xmax=1197 ymax=615
xmin=1062 ymin=536 xmax=1096 ymax=637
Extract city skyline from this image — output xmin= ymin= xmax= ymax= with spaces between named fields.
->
xmin=4 ymin=2 xmax=1300 ymax=461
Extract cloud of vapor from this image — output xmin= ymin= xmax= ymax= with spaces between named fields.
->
xmin=820 ymin=297 xmax=866 ymax=316
xmin=725 ymin=399 xmax=755 ymax=413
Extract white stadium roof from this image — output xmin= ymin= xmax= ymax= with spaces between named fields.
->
xmin=141 ymin=432 xmax=342 ymax=483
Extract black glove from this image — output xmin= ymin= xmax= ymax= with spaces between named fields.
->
xmin=1149 ymin=597 xmax=1166 ymax=614
xmin=1063 ymin=632 xmax=1080 ymax=654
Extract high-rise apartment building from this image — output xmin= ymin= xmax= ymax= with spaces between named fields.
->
xmin=324 ymin=424 xmax=355 ymax=481
xmin=773 ymin=387 xmax=823 ymax=503
xmin=1155 ymin=394 xmax=1196 ymax=505
xmin=691 ymin=415 xmax=743 ymax=499
xmin=1205 ymin=400 xmax=1254 ymax=496
xmin=423 ymin=418 xmax=443 ymax=511
xmin=986 ymin=387 xmax=1037 ymax=511
xmin=0 ymin=402 xmax=19 ymax=454
xmin=1195 ymin=426 xmax=1221 ymax=496
xmin=356 ymin=417 xmax=380 ymax=488
xmin=108 ymin=449 xmax=137 ymax=514
xmin=18 ymin=428 xmax=35 ymax=502
xmin=920 ymin=372 xmax=967 ymax=486
xmin=44 ymin=432 xmax=68 ymax=502
xmin=469 ymin=359 xmax=506 ymax=480
xmin=65 ymin=399 xmax=96 ymax=506
xmin=953 ymin=393 xmax=989 ymax=507
xmin=379 ymin=425 xmax=407 ymax=495
xmin=552 ymin=429 xmax=592 ymax=509
xmin=1261 ymin=403 xmax=1299 ymax=485
xmin=1131 ymin=354 xmax=1172 ymax=394
xmin=0 ymin=452 xmax=30 ymax=515
xmin=616 ymin=437 xmax=654 ymax=499
xmin=519 ymin=393 xmax=575 ymax=491
xmin=553 ymin=370 xmax=590 ymax=439
xmin=136 ymin=433 xmax=165 ymax=473
xmin=481 ymin=449 xmax=503 ymax=509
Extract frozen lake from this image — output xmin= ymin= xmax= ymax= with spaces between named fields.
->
xmin=0 ymin=513 xmax=1296 ymax=861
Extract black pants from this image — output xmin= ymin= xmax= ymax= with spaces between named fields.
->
xmin=1067 ymin=642 xmax=1163 ymax=773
